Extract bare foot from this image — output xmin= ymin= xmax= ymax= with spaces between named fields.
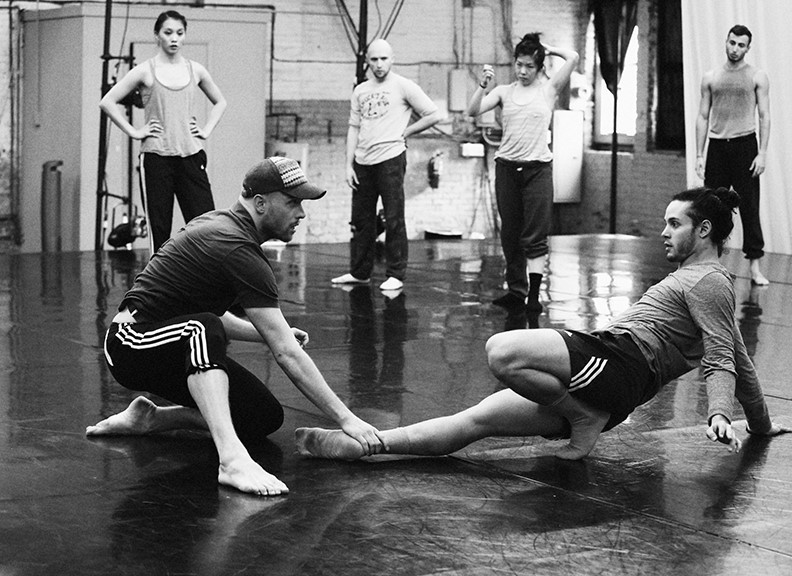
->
xmin=751 ymin=272 xmax=769 ymax=286
xmin=750 ymin=260 xmax=769 ymax=286
xmin=86 ymin=396 xmax=158 ymax=436
xmin=554 ymin=401 xmax=611 ymax=461
xmin=295 ymin=427 xmax=365 ymax=460
xmin=218 ymin=456 xmax=289 ymax=496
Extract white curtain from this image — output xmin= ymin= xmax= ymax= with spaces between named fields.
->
xmin=682 ymin=0 xmax=792 ymax=255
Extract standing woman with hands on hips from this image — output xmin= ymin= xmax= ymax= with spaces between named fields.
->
xmin=467 ymin=33 xmax=578 ymax=314
xmin=100 ymin=10 xmax=227 ymax=253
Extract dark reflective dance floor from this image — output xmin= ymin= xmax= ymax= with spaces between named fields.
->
xmin=1 ymin=236 xmax=791 ymax=575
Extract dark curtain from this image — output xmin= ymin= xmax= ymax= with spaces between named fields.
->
xmin=592 ymin=0 xmax=638 ymax=96
xmin=655 ymin=0 xmax=684 ymax=150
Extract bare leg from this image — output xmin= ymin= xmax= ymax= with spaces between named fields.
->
xmin=486 ymin=329 xmax=610 ymax=459
xmin=86 ymin=396 xmax=207 ymax=436
xmin=750 ymin=259 xmax=769 ymax=285
xmin=526 ymin=256 xmax=545 ymax=276
xmin=296 ymin=388 xmax=567 ymax=460
xmin=298 ymin=329 xmax=612 ymax=462
xmin=485 ymin=329 xmax=570 ymax=403
xmin=187 ymin=369 xmax=289 ymax=496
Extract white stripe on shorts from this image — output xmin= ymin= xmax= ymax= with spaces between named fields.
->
xmin=114 ymin=320 xmax=213 ymax=370
xmin=569 ymin=356 xmax=608 ymax=392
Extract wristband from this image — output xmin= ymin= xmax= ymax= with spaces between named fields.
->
xmin=479 ymin=82 xmax=487 ymax=89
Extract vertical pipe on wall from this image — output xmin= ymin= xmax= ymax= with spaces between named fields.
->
xmin=8 ymin=1 xmax=22 ymax=243
xmin=126 ymin=42 xmax=135 ymax=220
xmin=94 ymin=0 xmax=113 ymax=250
xmin=355 ymin=0 xmax=367 ymax=85
xmin=610 ymin=76 xmax=618 ymax=233
xmin=268 ymin=10 xmax=275 ymax=116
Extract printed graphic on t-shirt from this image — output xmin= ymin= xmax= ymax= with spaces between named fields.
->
xmin=361 ymin=91 xmax=391 ymax=119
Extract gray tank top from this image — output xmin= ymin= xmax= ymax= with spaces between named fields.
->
xmin=495 ymin=83 xmax=553 ymax=163
xmin=708 ymin=65 xmax=756 ymax=139
xmin=140 ymin=59 xmax=202 ymax=157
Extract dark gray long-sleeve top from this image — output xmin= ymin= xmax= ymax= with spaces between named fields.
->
xmin=603 ymin=262 xmax=772 ymax=432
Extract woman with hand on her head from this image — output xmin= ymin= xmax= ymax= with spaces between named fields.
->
xmin=100 ymin=10 xmax=227 ymax=253
xmin=467 ymin=33 xmax=578 ymax=314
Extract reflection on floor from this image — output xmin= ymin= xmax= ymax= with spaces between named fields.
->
xmin=1 ymin=236 xmax=791 ymax=575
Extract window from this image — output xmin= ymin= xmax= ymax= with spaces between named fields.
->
xmin=591 ymin=23 xmax=639 ymax=147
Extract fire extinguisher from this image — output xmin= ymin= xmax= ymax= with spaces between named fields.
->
xmin=427 ymin=151 xmax=444 ymax=189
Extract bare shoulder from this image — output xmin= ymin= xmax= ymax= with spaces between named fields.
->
xmin=489 ymin=84 xmax=508 ymax=101
xmin=127 ymin=60 xmax=154 ymax=86
xmin=753 ymin=67 xmax=769 ymax=87
xmin=190 ymin=60 xmax=211 ymax=80
xmin=700 ymin=68 xmax=717 ymax=87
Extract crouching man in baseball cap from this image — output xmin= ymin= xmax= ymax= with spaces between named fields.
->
xmin=87 ymin=157 xmax=384 ymax=496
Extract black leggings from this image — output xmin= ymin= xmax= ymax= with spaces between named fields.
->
xmin=104 ymin=312 xmax=284 ymax=446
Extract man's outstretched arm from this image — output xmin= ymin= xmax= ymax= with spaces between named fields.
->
xmin=245 ymin=306 xmax=384 ymax=455
xmin=221 ymin=310 xmax=308 ymax=347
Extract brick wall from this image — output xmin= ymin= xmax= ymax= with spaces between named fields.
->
xmin=0 ymin=0 xmax=694 ymax=250
xmin=563 ymin=149 xmax=685 ymax=237
xmin=0 ymin=0 xmax=691 ymax=247
xmin=223 ymin=0 xmax=688 ymax=244
xmin=297 ymin=135 xmax=495 ymax=244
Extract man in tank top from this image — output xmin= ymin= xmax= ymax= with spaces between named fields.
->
xmin=695 ymin=25 xmax=771 ymax=285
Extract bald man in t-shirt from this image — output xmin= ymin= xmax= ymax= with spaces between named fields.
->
xmin=332 ymin=39 xmax=442 ymax=292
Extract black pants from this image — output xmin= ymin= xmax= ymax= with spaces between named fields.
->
xmin=350 ymin=152 xmax=408 ymax=280
xmin=704 ymin=134 xmax=764 ymax=260
xmin=104 ymin=312 xmax=284 ymax=446
xmin=495 ymin=159 xmax=553 ymax=297
xmin=140 ymin=150 xmax=216 ymax=253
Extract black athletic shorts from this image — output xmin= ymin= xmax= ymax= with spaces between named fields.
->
xmin=556 ymin=329 xmax=659 ymax=431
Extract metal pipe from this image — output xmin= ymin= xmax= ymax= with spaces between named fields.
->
xmin=355 ymin=0 xmax=367 ymax=85
xmin=94 ymin=0 xmax=113 ymax=251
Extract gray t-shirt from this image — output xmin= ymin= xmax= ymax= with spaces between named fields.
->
xmin=121 ymin=202 xmax=279 ymax=321
xmin=601 ymin=262 xmax=770 ymax=430
xmin=349 ymin=72 xmax=437 ymax=165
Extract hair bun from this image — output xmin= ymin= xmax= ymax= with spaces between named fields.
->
xmin=713 ymin=187 xmax=740 ymax=211
xmin=519 ymin=32 xmax=543 ymax=45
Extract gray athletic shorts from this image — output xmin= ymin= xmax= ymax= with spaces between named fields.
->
xmin=556 ymin=329 xmax=659 ymax=431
